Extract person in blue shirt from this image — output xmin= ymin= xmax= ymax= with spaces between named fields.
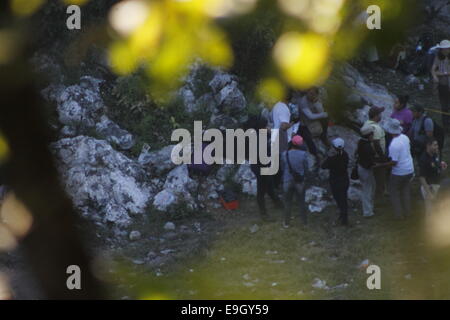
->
xmin=281 ymin=135 xmax=309 ymax=228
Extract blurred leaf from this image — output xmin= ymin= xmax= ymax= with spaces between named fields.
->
xmin=274 ymin=32 xmax=331 ymax=89
xmin=10 ymin=0 xmax=46 ymax=17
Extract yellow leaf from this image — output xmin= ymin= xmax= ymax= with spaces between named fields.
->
xmin=274 ymin=32 xmax=331 ymax=89
xmin=10 ymin=0 xmax=45 ymax=17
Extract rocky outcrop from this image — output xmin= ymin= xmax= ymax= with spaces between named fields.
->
xmin=52 ymin=136 xmax=154 ymax=228
xmin=152 ymin=165 xmax=198 ymax=211
xmin=340 ymin=63 xmax=395 ymax=124
xmin=95 ymin=115 xmax=135 ymax=150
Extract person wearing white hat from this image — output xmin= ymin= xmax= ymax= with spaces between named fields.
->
xmin=321 ymin=137 xmax=350 ymax=226
xmin=385 ymin=118 xmax=415 ymax=219
xmin=431 ymin=39 xmax=450 ymax=128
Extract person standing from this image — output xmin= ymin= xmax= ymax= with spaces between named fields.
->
xmin=357 ymin=125 xmax=378 ymax=218
xmin=419 ymin=137 xmax=448 ymax=216
xmin=386 ymin=118 xmax=415 ymax=219
xmin=364 ymin=106 xmax=387 ymax=201
xmin=281 ymin=135 xmax=309 ymax=228
xmin=249 ymin=116 xmax=284 ymax=221
xmin=270 ymin=97 xmax=296 ymax=187
xmin=431 ymin=39 xmax=450 ymax=129
xmin=409 ymin=106 xmax=435 ymax=158
xmin=391 ymin=95 xmax=413 ymax=135
xmin=321 ymin=138 xmax=350 ymax=226
xmin=297 ymin=87 xmax=329 ymax=147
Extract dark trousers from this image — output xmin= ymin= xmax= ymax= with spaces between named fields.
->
xmin=283 ymin=179 xmax=306 ymax=224
xmin=390 ymin=173 xmax=413 ymax=218
xmin=438 ymin=84 xmax=450 ymax=127
xmin=373 ymin=166 xmax=387 ymax=199
xmin=254 ymin=173 xmax=282 ymax=216
xmin=297 ymin=125 xmax=318 ymax=156
xmin=330 ymin=178 xmax=349 ymax=225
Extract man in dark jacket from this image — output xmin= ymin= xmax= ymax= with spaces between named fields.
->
xmin=249 ymin=116 xmax=283 ymax=221
xmin=321 ymin=138 xmax=350 ymax=226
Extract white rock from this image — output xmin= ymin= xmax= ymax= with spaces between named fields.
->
xmin=52 ymin=136 xmax=153 ymax=228
xmin=234 ymin=163 xmax=257 ymax=196
xmin=95 ymin=115 xmax=135 ymax=150
xmin=164 ymin=222 xmax=176 ymax=231
xmin=312 ymin=278 xmax=329 ymax=290
xmin=138 ymin=145 xmax=177 ymax=174
xmin=52 ymin=79 xmax=104 ymax=129
xmin=163 ymin=165 xmax=198 ymax=193
xmin=249 ymin=224 xmax=259 ymax=233
xmin=305 ymin=187 xmax=330 ymax=213
xmin=152 ymin=189 xmax=175 ymax=211
xmin=216 ymin=81 xmax=247 ymax=115
xmin=209 ymin=73 xmax=235 ymax=93
xmin=129 ymin=231 xmax=141 ymax=241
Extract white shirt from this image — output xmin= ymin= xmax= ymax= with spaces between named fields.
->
xmin=389 ymin=134 xmax=414 ymax=176
xmin=271 ymin=102 xmax=291 ymax=143
xmin=271 ymin=102 xmax=290 ymax=129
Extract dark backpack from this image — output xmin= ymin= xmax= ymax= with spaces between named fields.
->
xmin=286 ymin=151 xmax=305 ymax=183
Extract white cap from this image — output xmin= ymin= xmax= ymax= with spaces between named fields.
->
xmin=332 ymin=138 xmax=345 ymax=149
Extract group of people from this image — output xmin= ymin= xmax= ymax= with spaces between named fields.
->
xmin=249 ymin=38 xmax=450 ymax=228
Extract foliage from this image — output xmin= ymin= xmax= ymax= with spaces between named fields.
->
xmin=111 ymin=72 xmax=153 ymax=115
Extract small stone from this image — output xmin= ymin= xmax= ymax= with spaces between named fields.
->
xmin=265 ymin=250 xmax=278 ymax=255
xmin=132 ymin=259 xmax=145 ymax=265
xmin=129 ymin=231 xmax=141 ymax=241
xmin=160 ymin=249 xmax=175 ymax=255
xmin=358 ymin=259 xmax=370 ymax=270
xmin=242 ymin=274 xmax=251 ymax=280
xmin=404 ymin=274 xmax=412 ymax=280
xmin=332 ymin=283 xmax=349 ymax=290
xmin=271 ymin=282 xmax=278 ymax=287
xmin=312 ymin=278 xmax=329 ymax=290
xmin=164 ymin=222 xmax=176 ymax=231
xmin=220 ymin=257 xmax=226 ymax=261
xmin=300 ymin=257 xmax=308 ymax=262
xmin=243 ymin=282 xmax=255 ymax=287
xmin=249 ymin=224 xmax=259 ymax=233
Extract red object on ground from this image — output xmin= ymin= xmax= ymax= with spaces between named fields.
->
xmin=220 ymin=197 xmax=239 ymax=210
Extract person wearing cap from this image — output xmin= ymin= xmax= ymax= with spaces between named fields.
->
xmin=321 ymin=138 xmax=350 ymax=226
xmin=281 ymin=135 xmax=309 ymax=228
xmin=431 ymin=39 xmax=450 ymax=128
xmin=357 ymin=125 xmax=378 ymax=218
xmin=364 ymin=106 xmax=388 ymax=201
xmin=409 ymin=105 xmax=435 ymax=158
xmin=385 ymin=118 xmax=415 ymax=219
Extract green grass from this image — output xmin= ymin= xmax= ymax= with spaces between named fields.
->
xmin=100 ymin=185 xmax=450 ymax=300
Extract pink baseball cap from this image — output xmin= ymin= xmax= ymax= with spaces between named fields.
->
xmin=292 ymin=135 xmax=304 ymax=146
